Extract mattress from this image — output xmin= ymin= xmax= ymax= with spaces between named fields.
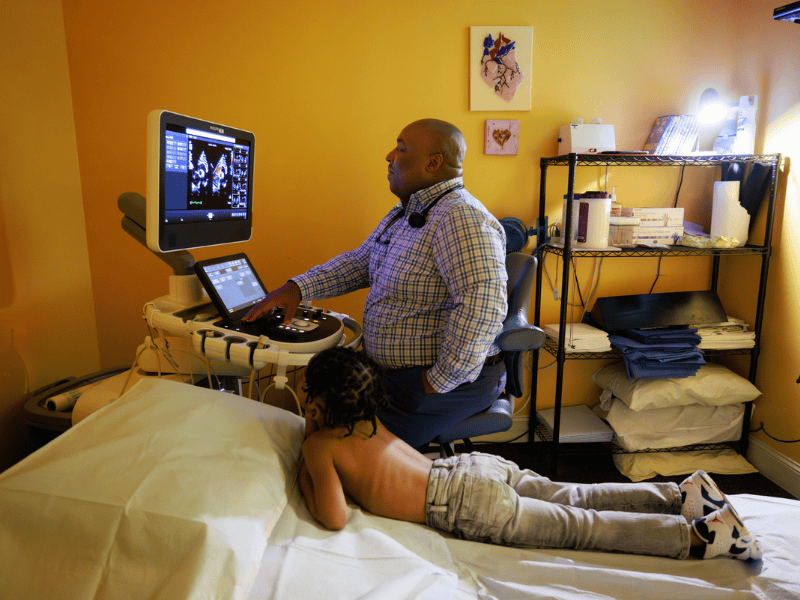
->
xmin=1 ymin=378 xmax=798 ymax=600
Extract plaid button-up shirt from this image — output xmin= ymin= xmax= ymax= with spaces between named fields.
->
xmin=292 ymin=178 xmax=507 ymax=392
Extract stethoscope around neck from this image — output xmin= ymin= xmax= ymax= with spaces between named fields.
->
xmin=375 ymin=184 xmax=464 ymax=245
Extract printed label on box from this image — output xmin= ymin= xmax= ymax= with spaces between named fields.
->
xmin=635 ymin=226 xmax=684 ymax=244
xmin=621 ymin=207 xmax=684 ymax=228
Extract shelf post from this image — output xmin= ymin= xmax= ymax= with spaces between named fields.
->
xmin=530 ymin=159 xmax=549 ymax=453
xmin=550 ymin=153 xmax=578 ymax=475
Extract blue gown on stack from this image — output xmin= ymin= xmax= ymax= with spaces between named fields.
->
xmin=609 ymin=328 xmax=704 ymax=379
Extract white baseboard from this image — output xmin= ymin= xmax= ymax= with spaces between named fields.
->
xmin=747 ymin=436 xmax=800 ymax=499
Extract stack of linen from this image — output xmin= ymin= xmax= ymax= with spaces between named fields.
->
xmin=609 ymin=328 xmax=704 ymax=379
xmin=689 ymin=316 xmax=755 ymax=350
xmin=591 ymin=361 xmax=762 ymax=480
xmin=543 ymin=322 xmax=611 ymax=353
xmin=537 ymin=404 xmax=614 ymax=443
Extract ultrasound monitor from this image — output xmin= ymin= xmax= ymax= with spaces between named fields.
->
xmin=146 ymin=110 xmax=255 ymax=253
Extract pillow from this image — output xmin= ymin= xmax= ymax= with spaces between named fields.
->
xmin=0 ymin=377 xmax=304 ymax=600
xmin=594 ymin=399 xmax=745 ymax=451
xmin=592 ymin=361 xmax=761 ymax=411
xmin=613 ymin=449 xmax=757 ymax=482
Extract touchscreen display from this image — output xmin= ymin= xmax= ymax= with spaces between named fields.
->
xmin=198 ymin=256 xmax=267 ymax=315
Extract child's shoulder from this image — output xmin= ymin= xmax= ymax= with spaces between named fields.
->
xmin=304 ymin=426 xmax=356 ymax=447
xmin=304 ymin=424 xmax=382 ymax=451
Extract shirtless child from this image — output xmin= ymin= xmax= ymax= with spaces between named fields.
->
xmin=297 ymin=346 xmax=761 ymax=561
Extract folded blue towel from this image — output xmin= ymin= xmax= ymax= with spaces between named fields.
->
xmin=624 ymin=328 xmax=701 ymax=345
xmin=625 ymin=357 xmax=705 ymax=379
xmin=609 ymin=335 xmax=699 ymax=354
xmin=609 ymin=334 xmax=705 ymax=379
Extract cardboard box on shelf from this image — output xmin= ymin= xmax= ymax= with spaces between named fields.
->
xmin=620 ymin=207 xmax=684 ymax=228
xmin=635 ymin=226 xmax=684 ymax=245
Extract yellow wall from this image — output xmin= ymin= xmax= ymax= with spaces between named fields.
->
xmin=734 ymin=2 xmax=800 ymax=464
xmin=60 ymin=0 xmax=747 ymax=368
xmin=2 ymin=0 xmax=797 ymax=469
xmin=0 ymin=0 xmax=101 ymax=470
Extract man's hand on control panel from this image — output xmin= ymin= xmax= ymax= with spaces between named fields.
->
xmin=242 ymin=280 xmax=302 ymax=324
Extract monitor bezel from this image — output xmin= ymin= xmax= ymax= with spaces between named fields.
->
xmin=146 ymin=110 xmax=255 ymax=253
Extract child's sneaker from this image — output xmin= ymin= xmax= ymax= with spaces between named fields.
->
xmin=680 ymin=470 xmax=728 ymax=521
xmin=691 ymin=504 xmax=762 ymax=561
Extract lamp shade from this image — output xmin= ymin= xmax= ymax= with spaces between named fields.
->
xmin=698 ymin=88 xmax=727 ymax=124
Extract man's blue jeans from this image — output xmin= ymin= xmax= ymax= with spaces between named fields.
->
xmin=425 ymin=452 xmax=691 ymax=559
xmin=377 ymin=362 xmax=506 ymax=449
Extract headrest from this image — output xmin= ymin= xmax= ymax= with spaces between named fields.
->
xmin=500 ymin=217 xmax=529 ymax=253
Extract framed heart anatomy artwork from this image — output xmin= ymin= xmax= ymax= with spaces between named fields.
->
xmin=485 ymin=120 xmax=519 ymax=155
xmin=470 ymin=26 xmax=533 ymax=111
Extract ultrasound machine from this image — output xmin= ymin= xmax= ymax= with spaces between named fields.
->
xmin=24 ymin=110 xmax=360 ymax=447
xmin=118 ymin=110 xmax=361 ymax=398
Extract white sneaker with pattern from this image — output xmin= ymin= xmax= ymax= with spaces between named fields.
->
xmin=692 ymin=504 xmax=762 ymax=562
xmin=680 ymin=470 xmax=728 ymax=521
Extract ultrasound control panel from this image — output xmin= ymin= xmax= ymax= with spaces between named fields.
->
xmin=144 ymin=297 xmax=352 ymax=372
xmin=213 ymin=306 xmax=343 ymax=345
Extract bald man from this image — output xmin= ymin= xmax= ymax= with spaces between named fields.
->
xmin=245 ymin=119 xmax=507 ymax=449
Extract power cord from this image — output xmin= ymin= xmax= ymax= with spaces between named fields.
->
xmin=673 ymin=164 xmax=686 ymax=208
xmin=543 ymin=255 xmax=602 ymax=309
xmin=248 ymin=335 xmax=270 ymax=400
xmin=115 ymin=344 xmax=148 ymax=400
xmin=261 ymin=379 xmax=302 ymax=413
xmin=649 ymin=255 xmax=664 ymax=294
xmin=750 ymin=422 xmax=800 ymax=443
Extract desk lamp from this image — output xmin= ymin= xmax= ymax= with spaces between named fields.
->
xmin=698 ymin=88 xmax=728 ymax=125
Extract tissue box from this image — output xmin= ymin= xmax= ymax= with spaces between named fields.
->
xmin=620 ymin=207 xmax=684 ymax=228
xmin=558 ymin=124 xmax=615 ymax=155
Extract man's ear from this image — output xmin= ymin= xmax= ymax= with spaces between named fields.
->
xmin=426 ymin=152 xmax=444 ymax=172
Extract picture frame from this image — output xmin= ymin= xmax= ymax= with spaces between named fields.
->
xmin=470 ymin=26 xmax=533 ymax=111
xmin=485 ymin=120 xmax=519 ymax=155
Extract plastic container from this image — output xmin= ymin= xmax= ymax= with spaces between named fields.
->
xmin=576 ymin=193 xmax=611 ymax=248
xmin=559 ymin=194 xmax=581 ymax=244
xmin=609 ymin=216 xmax=640 ymax=246
xmin=561 ymin=192 xmax=612 ymax=249
xmin=611 ymin=186 xmax=621 ymax=216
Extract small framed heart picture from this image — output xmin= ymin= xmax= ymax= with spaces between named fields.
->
xmin=485 ymin=120 xmax=519 ymax=155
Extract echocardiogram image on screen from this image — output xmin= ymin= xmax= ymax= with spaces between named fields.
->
xmin=188 ymin=138 xmax=234 ymax=210
xmin=164 ymin=126 xmax=251 ymax=217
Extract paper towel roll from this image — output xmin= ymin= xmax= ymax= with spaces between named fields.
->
xmin=711 ymin=181 xmax=748 ymax=246
xmin=46 ymin=389 xmax=83 ymax=411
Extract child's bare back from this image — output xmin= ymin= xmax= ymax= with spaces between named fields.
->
xmin=302 ymin=418 xmax=432 ymax=528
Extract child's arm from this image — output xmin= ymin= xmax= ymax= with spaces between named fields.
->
xmin=297 ymin=459 xmax=314 ymax=506
xmin=300 ymin=436 xmax=348 ymax=530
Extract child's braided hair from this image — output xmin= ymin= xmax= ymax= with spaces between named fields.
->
xmin=303 ymin=346 xmax=391 ymax=437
